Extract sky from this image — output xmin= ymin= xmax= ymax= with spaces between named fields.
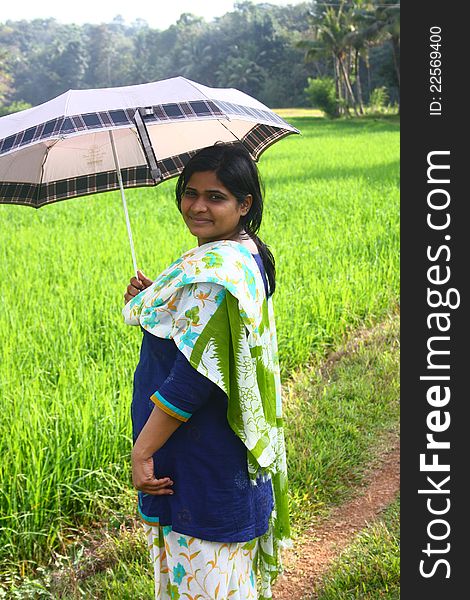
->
xmin=0 ymin=0 xmax=308 ymax=30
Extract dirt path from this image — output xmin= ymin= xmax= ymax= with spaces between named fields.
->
xmin=272 ymin=437 xmax=400 ymax=600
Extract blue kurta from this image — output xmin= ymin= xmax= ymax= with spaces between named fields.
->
xmin=131 ymin=253 xmax=274 ymax=542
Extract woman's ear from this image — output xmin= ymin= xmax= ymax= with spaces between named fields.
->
xmin=240 ymin=194 xmax=253 ymax=216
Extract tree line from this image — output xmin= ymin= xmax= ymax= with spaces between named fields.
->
xmin=0 ymin=1 xmax=399 ymax=115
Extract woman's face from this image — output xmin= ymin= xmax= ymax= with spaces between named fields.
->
xmin=180 ymin=170 xmax=252 ymax=246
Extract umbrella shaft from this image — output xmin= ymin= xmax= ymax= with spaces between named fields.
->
xmin=109 ymin=130 xmax=138 ymax=279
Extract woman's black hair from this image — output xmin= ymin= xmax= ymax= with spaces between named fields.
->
xmin=175 ymin=143 xmax=276 ymax=296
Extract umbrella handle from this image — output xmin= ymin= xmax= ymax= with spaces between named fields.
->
xmin=109 ymin=130 xmax=139 ymax=279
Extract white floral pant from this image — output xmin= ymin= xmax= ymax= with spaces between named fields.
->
xmin=145 ymin=524 xmax=258 ymax=599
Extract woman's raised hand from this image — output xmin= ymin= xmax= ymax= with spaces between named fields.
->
xmin=124 ymin=270 xmax=153 ymax=304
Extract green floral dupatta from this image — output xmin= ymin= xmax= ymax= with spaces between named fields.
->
xmin=123 ymin=240 xmax=290 ymax=598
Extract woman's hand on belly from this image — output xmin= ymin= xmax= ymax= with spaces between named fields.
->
xmin=131 ymin=452 xmax=174 ymax=495
xmin=131 ymin=405 xmax=181 ymax=495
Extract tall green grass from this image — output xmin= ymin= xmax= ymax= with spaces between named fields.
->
xmin=0 ymin=117 xmax=399 ymax=569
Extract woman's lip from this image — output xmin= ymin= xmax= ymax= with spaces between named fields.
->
xmin=190 ymin=217 xmax=212 ymax=223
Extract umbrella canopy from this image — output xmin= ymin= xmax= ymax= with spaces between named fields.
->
xmin=0 ymin=76 xmax=299 ymax=208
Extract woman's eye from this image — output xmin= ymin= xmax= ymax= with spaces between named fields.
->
xmin=184 ymin=190 xmax=197 ymax=198
xmin=210 ymin=194 xmax=224 ymax=201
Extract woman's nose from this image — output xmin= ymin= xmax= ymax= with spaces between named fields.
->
xmin=191 ymin=196 xmax=208 ymax=212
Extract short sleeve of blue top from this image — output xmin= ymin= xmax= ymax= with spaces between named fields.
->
xmin=131 ymin=253 xmax=274 ymax=542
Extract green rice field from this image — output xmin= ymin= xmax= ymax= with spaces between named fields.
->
xmin=0 ymin=116 xmax=399 ymax=573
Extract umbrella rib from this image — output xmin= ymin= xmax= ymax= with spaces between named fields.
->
xmin=216 ymin=119 xmax=242 ymax=144
xmin=182 ymin=79 xmax=231 ymax=122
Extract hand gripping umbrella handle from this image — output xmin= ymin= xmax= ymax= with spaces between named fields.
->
xmin=108 ymin=130 xmax=139 ymax=279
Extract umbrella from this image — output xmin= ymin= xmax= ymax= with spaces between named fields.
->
xmin=0 ymin=76 xmax=299 ymax=275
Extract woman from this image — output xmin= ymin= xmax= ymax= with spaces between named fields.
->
xmin=123 ymin=143 xmax=290 ymax=600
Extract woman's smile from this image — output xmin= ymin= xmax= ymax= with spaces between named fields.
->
xmin=189 ymin=216 xmax=213 ymax=223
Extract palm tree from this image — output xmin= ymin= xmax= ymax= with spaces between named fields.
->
xmin=215 ymin=56 xmax=266 ymax=97
xmin=298 ymin=1 xmax=400 ymax=115
xmin=297 ymin=1 xmax=361 ymax=116
xmin=348 ymin=0 xmax=400 ymax=103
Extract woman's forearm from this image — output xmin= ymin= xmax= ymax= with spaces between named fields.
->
xmin=132 ymin=405 xmax=181 ymax=459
